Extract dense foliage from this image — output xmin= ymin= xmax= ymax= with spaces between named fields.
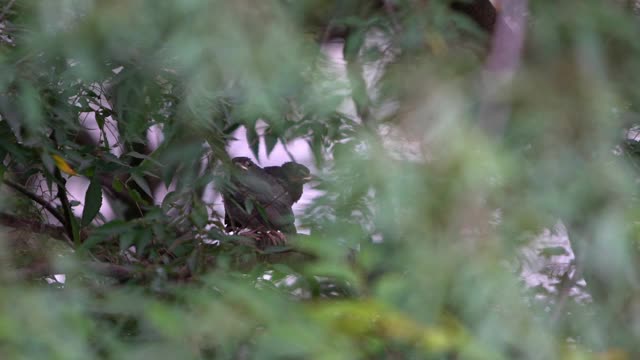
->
xmin=1 ymin=0 xmax=640 ymax=358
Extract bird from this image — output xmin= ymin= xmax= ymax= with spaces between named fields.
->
xmin=263 ymin=162 xmax=312 ymax=205
xmin=222 ymin=157 xmax=297 ymax=235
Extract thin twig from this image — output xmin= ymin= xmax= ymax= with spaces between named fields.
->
xmin=49 ymin=131 xmax=77 ymax=240
xmin=53 ymin=167 xmax=75 ymax=241
xmin=0 ymin=212 xmax=68 ymax=241
xmin=0 ymin=0 xmax=16 ymax=21
xmin=382 ymin=0 xmax=401 ymax=33
xmin=3 ymin=179 xmax=67 ymax=225
xmin=14 ymin=260 xmax=137 ymax=283
xmin=281 ymin=141 xmax=297 ymax=163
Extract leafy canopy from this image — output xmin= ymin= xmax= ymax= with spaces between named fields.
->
xmin=1 ymin=0 xmax=640 ymax=359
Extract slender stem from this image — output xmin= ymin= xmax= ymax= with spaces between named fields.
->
xmin=53 ymin=168 xmax=76 ymax=243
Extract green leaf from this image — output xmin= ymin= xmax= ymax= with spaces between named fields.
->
xmin=162 ymin=164 xmax=177 ymax=188
xmin=264 ymin=128 xmax=278 ymax=156
xmin=0 ymin=146 xmax=7 ymax=165
xmin=135 ymin=228 xmax=153 ymax=255
xmin=128 ymin=188 xmax=147 ymax=205
xmin=127 ymin=151 xmax=164 ymax=167
xmin=131 ymin=173 xmax=153 ymax=198
xmin=309 ymin=137 xmax=323 ymax=166
xmin=161 ymin=191 xmax=179 ymax=211
xmin=40 ymin=151 xmax=56 ymax=175
xmin=246 ymin=124 xmax=260 ymax=159
xmin=119 ymin=231 xmax=135 ymax=251
xmin=82 ymin=175 xmax=103 ymax=226
xmin=244 ymin=198 xmax=254 ymax=215
xmin=85 ymin=88 xmax=99 ymax=98
xmin=223 ymin=122 xmax=241 ymax=135
xmin=190 ymin=201 xmax=209 ymax=228
xmin=272 ymin=263 xmax=296 ymax=275
xmin=112 ymin=177 xmax=124 ymax=193
xmin=80 ymin=220 xmax=130 ymax=251
xmin=538 ymin=246 xmax=568 ymax=258
xmin=255 ymin=203 xmax=269 ymax=222
xmin=0 ymin=146 xmax=6 ymax=178
xmin=70 ymin=213 xmax=81 ymax=246
xmin=95 ymin=109 xmax=105 ymax=130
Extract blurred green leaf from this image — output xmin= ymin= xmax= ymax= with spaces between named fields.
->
xmin=1 ymin=0 xmax=640 ymax=358
xmin=112 ymin=177 xmax=124 ymax=193
xmin=264 ymin=128 xmax=279 ymax=156
xmin=190 ymin=201 xmax=209 ymax=229
xmin=131 ymin=173 xmax=153 ymax=198
xmin=82 ymin=175 xmax=103 ymax=226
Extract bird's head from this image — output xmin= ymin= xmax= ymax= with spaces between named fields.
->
xmin=281 ymin=162 xmax=312 ymax=184
xmin=231 ymin=157 xmax=255 ymax=171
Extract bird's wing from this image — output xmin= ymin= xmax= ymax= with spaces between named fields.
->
xmin=232 ymin=168 xmax=297 ymax=233
xmin=263 ymin=166 xmax=288 ymax=186
xmin=263 ymin=166 xmax=304 ymax=204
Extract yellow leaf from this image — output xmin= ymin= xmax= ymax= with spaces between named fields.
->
xmin=597 ymin=349 xmax=629 ymax=360
xmin=425 ymin=32 xmax=448 ymax=56
xmin=308 ymin=300 xmax=471 ymax=354
xmin=52 ymin=154 xmax=78 ymax=176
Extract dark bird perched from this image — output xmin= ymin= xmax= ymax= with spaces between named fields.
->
xmin=222 ymin=157 xmax=297 ymax=235
xmin=263 ymin=162 xmax=312 ymax=205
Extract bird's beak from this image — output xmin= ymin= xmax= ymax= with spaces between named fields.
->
xmin=237 ymin=164 xmax=249 ymax=171
xmin=302 ymin=174 xmax=317 ymax=182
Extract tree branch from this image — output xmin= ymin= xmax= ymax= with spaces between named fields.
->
xmin=14 ymin=258 xmax=192 ymax=284
xmin=14 ymin=260 xmax=138 ymax=283
xmin=2 ymin=179 xmax=67 ymax=225
xmin=0 ymin=212 xmax=68 ymax=241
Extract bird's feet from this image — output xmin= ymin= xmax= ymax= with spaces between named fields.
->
xmin=235 ymin=228 xmax=288 ymax=249
xmin=262 ymin=230 xmax=288 ymax=248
